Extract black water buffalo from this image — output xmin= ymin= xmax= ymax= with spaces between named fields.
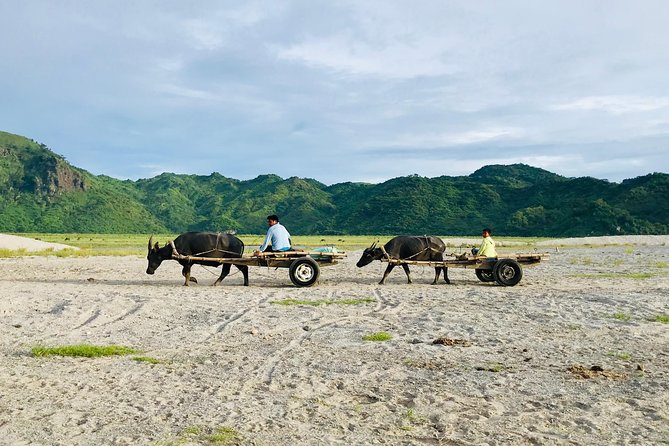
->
xmin=146 ymin=232 xmax=249 ymax=286
xmin=356 ymin=236 xmax=449 ymax=285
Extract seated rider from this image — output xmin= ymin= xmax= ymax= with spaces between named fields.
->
xmin=254 ymin=214 xmax=292 ymax=255
xmin=471 ymin=228 xmax=497 ymax=258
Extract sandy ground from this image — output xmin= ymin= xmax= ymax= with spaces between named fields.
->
xmin=0 ymin=235 xmax=668 ymax=445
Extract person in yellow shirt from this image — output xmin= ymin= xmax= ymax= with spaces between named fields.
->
xmin=471 ymin=228 xmax=497 ymax=258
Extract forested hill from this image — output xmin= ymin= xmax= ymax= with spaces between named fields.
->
xmin=1 ymin=131 xmax=668 ymax=236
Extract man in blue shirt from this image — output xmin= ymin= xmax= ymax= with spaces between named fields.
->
xmin=254 ymin=214 xmax=292 ymax=255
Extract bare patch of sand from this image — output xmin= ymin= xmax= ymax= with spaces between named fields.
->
xmin=0 ymin=233 xmax=78 ymax=251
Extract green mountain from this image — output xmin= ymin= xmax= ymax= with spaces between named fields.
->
xmin=1 ymin=131 xmax=668 ymax=236
xmin=0 ymin=131 xmax=167 ymax=233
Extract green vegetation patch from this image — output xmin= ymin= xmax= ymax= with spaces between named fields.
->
xmin=14 ymin=233 xmax=176 ymax=257
xmin=400 ymin=408 xmax=429 ymax=431
xmin=611 ymin=312 xmax=632 ymax=322
xmin=270 ymin=297 xmax=376 ymax=306
xmin=362 ymin=331 xmax=393 ymax=342
xmin=475 ymin=362 xmax=507 ymax=373
xmin=31 ymin=344 xmax=140 ymax=358
xmin=607 ymin=351 xmax=631 ymax=361
xmin=651 ymin=314 xmax=669 ymax=324
xmin=132 ymin=356 xmax=162 ymax=364
xmin=156 ymin=425 xmax=241 ymax=445
xmin=0 ymin=247 xmax=85 ymax=258
xmin=572 ymin=272 xmax=657 ymax=279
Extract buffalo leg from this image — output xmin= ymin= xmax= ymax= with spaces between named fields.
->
xmin=401 ymin=264 xmax=412 ymax=283
xmin=213 ymin=264 xmax=232 ymax=286
xmin=235 ymin=264 xmax=249 ymax=286
xmin=379 ymin=264 xmax=395 ymax=284
xmin=443 ymin=267 xmax=451 ymax=284
xmin=432 ymin=267 xmax=442 ymax=285
xmin=182 ymin=264 xmax=196 ymax=286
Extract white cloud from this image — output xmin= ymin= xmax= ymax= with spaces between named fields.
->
xmin=551 ymin=96 xmax=669 ymax=115
xmin=276 ymin=32 xmax=457 ymax=79
xmin=368 ymin=127 xmax=526 ymax=149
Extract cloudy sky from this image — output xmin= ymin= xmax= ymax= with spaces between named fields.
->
xmin=1 ymin=1 xmax=668 ymax=184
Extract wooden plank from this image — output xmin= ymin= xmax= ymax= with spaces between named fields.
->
xmin=253 ymin=250 xmax=345 ymax=258
xmin=171 ymin=251 xmax=346 ymax=267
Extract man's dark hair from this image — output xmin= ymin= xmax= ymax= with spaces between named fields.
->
xmin=483 ymin=228 xmax=492 ymax=234
xmin=267 ymin=214 xmax=280 ymax=222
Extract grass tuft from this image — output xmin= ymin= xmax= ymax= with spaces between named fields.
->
xmin=132 ymin=356 xmax=162 ymax=364
xmin=362 ymin=331 xmax=392 ymax=342
xmin=651 ymin=314 xmax=669 ymax=324
xmin=205 ymin=426 xmax=241 ymax=444
xmin=32 ymin=344 xmax=140 ymax=358
xmin=608 ymin=351 xmax=631 ymax=361
xmin=611 ymin=312 xmax=631 ymax=322
xmin=156 ymin=425 xmax=241 ymax=445
xmin=476 ymin=362 xmax=506 ymax=372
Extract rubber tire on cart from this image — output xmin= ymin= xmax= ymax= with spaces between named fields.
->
xmin=475 ymin=269 xmax=495 ymax=282
xmin=289 ymin=257 xmax=320 ymax=287
xmin=492 ymin=259 xmax=523 ymax=286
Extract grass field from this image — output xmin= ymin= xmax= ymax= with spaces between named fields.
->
xmin=6 ymin=233 xmax=548 ymax=257
xmin=6 ymin=233 xmax=389 ymax=256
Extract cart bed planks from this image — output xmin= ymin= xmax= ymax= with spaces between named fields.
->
xmin=171 ymin=250 xmax=347 ymax=287
xmin=381 ymin=253 xmax=549 ymax=286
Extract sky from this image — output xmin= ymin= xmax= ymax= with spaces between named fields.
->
xmin=1 ymin=1 xmax=668 ymax=185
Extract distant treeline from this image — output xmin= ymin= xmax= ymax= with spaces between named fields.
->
xmin=1 ymin=131 xmax=668 ymax=236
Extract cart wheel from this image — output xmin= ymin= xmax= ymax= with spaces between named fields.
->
xmin=492 ymin=259 xmax=523 ymax=286
xmin=475 ymin=269 xmax=495 ymax=282
xmin=289 ymin=257 xmax=320 ymax=287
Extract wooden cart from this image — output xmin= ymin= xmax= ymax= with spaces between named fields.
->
xmin=171 ymin=250 xmax=347 ymax=287
xmin=381 ymin=252 xmax=548 ymax=286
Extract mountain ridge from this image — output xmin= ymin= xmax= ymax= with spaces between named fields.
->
xmin=1 ymin=131 xmax=667 ymax=236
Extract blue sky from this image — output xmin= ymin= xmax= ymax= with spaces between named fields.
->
xmin=1 ymin=1 xmax=668 ymax=184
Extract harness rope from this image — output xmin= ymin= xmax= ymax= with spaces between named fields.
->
xmin=168 ymin=236 xmax=243 ymax=278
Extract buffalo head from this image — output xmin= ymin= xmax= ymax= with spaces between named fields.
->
xmin=356 ymin=241 xmax=381 ymax=267
xmin=146 ymin=236 xmax=164 ymax=274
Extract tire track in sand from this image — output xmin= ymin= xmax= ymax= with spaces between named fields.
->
xmin=255 ymin=288 xmax=399 ymax=385
xmin=202 ymin=291 xmax=274 ymax=341
xmin=74 ymin=296 xmax=145 ymax=330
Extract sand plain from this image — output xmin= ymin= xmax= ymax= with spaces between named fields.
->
xmin=0 ymin=235 xmax=668 ymax=445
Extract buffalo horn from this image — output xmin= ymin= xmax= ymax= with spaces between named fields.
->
xmin=148 ymin=236 xmax=153 ymax=251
